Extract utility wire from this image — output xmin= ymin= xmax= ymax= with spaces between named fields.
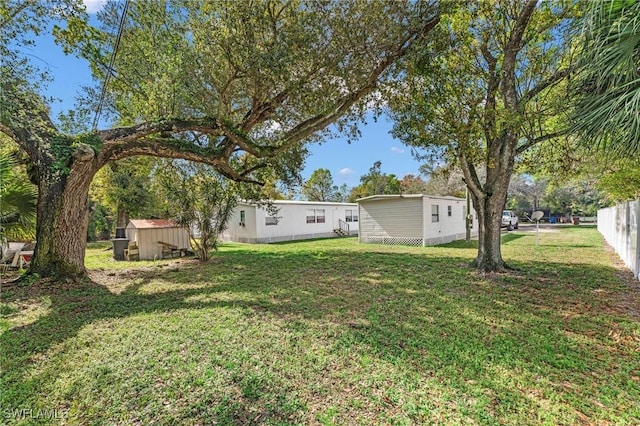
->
xmin=92 ymin=0 xmax=130 ymax=130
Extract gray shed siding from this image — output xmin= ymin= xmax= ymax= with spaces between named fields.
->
xmin=359 ymin=198 xmax=423 ymax=243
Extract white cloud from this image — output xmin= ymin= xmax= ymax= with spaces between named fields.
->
xmin=83 ymin=0 xmax=108 ymax=13
xmin=390 ymin=146 xmax=406 ymax=154
xmin=339 ymin=168 xmax=355 ymax=175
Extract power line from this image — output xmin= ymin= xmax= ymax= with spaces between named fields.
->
xmin=92 ymin=0 xmax=130 ymax=130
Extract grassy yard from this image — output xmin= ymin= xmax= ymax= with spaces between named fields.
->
xmin=1 ymin=226 xmax=639 ymax=425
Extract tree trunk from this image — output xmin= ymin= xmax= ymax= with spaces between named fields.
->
xmin=472 ymin=194 xmax=507 ymax=271
xmin=30 ymin=150 xmax=99 ymax=279
xmin=463 ymin=137 xmax=515 ymax=273
xmin=116 ymin=205 xmax=129 ymax=228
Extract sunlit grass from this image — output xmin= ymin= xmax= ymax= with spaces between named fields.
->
xmin=1 ymin=226 xmax=638 ymax=425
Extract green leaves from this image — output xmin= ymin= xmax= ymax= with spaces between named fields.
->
xmin=156 ymin=161 xmax=240 ymax=261
xmin=349 ymin=161 xmax=401 ymax=201
xmin=597 ymin=159 xmax=640 ymax=202
xmin=572 ymin=0 xmax=640 ymax=157
xmin=302 ymin=168 xmax=341 ymax=202
xmin=0 ymin=147 xmax=37 ymax=241
xmin=49 ymin=133 xmax=102 ymax=176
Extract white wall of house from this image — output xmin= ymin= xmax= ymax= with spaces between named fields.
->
xmin=225 ymin=204 xmax=259 ymax=243
xmin=224 ymin=200 xmax=359 ymax=243
xmin=423 ymin=196 xmax=474 ymax=245
xmin=358 ymin=194 xmax=477 ymax=246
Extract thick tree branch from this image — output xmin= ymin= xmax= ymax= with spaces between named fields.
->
xmin=457 ymin=149 xmax=484 ymax=201
xmin=502 ymin=0 xmax=537 ymax=110
xmin=98 ymin=117 xmax=224 ymax=143
xmin=480 ymin=34 xmax=499 ymax=143
xmin=95 ymin=13 xmax=441 ymax=174
xmin=102 ymin=137 xmax=261 ymax=184
xmin=0 ymin=104 xmax=56 ymax=166
xmin=506 ymin=0 xmax=538 ymax=56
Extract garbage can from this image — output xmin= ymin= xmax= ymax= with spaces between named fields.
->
xmin=550 ymin=217 xmax=556 ymax=224
xmin=111 ymin=238 xmax=129 ymax=260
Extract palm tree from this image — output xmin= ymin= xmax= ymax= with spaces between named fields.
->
xmin=572 ymin=0 xmax=640 ymax=156
xmin=0 ymin=151 xmax=37 ymax=242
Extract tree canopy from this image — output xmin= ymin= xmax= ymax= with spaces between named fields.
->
xmin=302 ymin=169 xmax=340 ymax=202
xmin=390 ymin=0 xmax=576 ymax=271
xmin=47 ymin=0 xmax=440 ymax=184
xmin=349 ymin=161 xmax=401 ymax=201
xmin=0 ymin=0 xmax=440 ymax=278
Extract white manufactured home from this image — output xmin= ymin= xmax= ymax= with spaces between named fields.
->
xmin=358 ymin=194 xmax=477 ymax=246
xmin=224 ymin=200 xmax=359 ymax=243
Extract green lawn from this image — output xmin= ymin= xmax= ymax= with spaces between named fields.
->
xmin=1 ymin=227 xmax=639 ymax=425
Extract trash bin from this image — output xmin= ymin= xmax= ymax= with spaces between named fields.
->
xmin=572 ymin=217 xmax=580 ymax=225
xmin=111 ymin=238 xmax=129 ymax=260
xmin=550 ymin=217 xmax=556 ymax=224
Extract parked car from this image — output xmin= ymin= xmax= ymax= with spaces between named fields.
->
xmin=502 ymin=210 xmax=519 ymax=231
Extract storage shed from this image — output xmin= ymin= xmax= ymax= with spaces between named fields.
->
xmin=125 ymin=219 xmax=191 ymax=260
xmin=223 ymin=200 xmax=359 ymax=243
xmin=358 ymin=194 xmax=477 ymax=246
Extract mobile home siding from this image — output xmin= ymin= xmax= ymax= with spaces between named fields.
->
xmin=358 ymin=195 xmax=477 ymax=246
xmin=224 ymin=201 xmax=358 ymax=243
xmin=359 ymin=198 xmax=423 ymax=242
xmin=225 ymin=205 xmax=259 ymax=243
xmin=254 ymin=203 xmax=352 ymax=243
xmin=423 ymin=197 xmax=470 ymax=245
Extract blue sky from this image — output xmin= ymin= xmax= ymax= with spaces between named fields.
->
xmin=34 ymin=1 xmax=425 ymax=188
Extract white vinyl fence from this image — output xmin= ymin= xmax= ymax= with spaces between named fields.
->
xmin=597 ymin=199 xmax=640 ymax=280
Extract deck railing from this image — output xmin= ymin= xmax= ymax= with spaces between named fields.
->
xmin=338 ymin=219 xmax=350 ymax=235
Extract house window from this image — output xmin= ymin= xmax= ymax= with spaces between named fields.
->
xmin=306 ymin=209 xmax=316 ymax=223
xmin=448 ymin=205 xmax=452 ymax=217
xmin=265 ymin=215 xmax=278 ymax=226
xmin=431 ymin=204 xmax=439 ymax=223
xmin=239 ymin=210 xmax=246 ymax=226
xmin=345 ymin=209 xmax=358 ymax=222
xmin=306 ymin=209 xmax=325 ymax=224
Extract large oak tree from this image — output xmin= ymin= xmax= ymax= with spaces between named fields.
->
xmin=1 ymin=0 xmax=439 ymax=279
xmin=391 ymin=0 xmax=575 ymax=272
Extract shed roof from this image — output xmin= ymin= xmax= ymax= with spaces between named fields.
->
xmin=127 ymin=219 xmax=183 ymax=229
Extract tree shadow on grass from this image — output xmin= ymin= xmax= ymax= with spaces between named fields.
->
xmin=1 ymin=247 xmax=638 ymax=424
xmin=434 ymin=232 xmax=526 ymax=249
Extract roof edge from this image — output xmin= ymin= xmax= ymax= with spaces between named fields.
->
xmin=357 ymin=194 xmax=466 ymax=202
